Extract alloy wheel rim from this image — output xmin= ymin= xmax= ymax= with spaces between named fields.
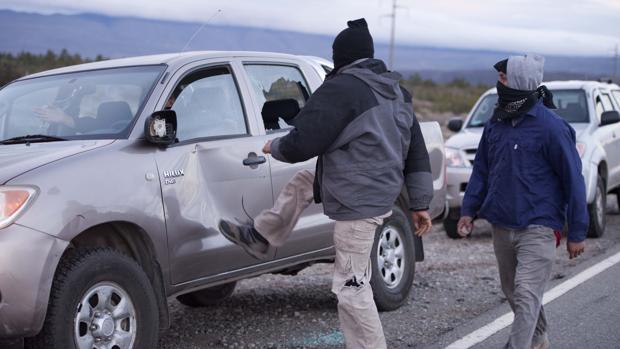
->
xmin=377 ymin=224 xmax=406 ymax=289
xmin=74 ymin=281 xmax=137 ymax=349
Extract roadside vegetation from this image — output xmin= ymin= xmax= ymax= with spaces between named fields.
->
xmin=0 ymin=49 xmax=105 ymax=86
xmin=402 ymin=73 xmax=490 ymax=116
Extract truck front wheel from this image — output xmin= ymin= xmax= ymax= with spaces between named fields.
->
xmin=443 ymin=208 xmax=463 ymax=239
xmin=25 ymin=248 xmax=159 ymax=349
xmin=587 ymin=175 xmax=606 ymax=238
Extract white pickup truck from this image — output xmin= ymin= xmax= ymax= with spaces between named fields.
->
xmin=443 ymin=80 xmax=620 ymax=239
xmin=0 ymin=51 xmax=446 ymax=347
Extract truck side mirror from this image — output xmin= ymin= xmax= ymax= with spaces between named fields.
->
xmin=144 ymin=110 xmax=177 ymax=146
xmin=600 ymin=111 xmax=620 ymax=126
xmin=447 ymin=118 xmax=464 ymax=132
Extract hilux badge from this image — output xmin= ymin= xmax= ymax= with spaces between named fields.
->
xmin=163 ymin=169 xmax=184 ymax=185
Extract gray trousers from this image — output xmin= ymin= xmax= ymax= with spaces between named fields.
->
xmin=254 ymin=170 xmax=388 ymax=349
xmin=492 ymin=225 xmax=556 ymax=349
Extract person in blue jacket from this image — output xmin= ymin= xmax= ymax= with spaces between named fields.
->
xmin=458 ymin=54 xmax=588 ymax=349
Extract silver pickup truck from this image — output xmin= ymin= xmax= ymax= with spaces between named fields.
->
xmin=444 ymin=80 xmax=620 ymax=239
xmin=0 ymin=51 xmax=446 ymax=348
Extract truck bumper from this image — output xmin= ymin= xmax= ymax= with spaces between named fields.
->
xmin=446 ymin=166 xmax=473 ymax=209
xmin=446 ymin=158 xmax=595 ymax=217
xmin=0 ymin=224 xmax=68 ymax=338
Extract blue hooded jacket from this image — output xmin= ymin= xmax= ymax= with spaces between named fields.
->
xmin=461 ymin=101 xmax=589 ymax=242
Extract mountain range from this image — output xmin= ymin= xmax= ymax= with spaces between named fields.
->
xmin=1 ymin=9 xmax=617 ymax=84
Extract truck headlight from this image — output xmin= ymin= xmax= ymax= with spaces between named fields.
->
xmin=446 ymin=147 xmax=467 ymax=167
xmin=0 ymin=187 xmax=37 ymax=229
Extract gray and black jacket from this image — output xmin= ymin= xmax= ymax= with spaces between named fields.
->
xmin=270 ymin=58 xmax=433 ymax=221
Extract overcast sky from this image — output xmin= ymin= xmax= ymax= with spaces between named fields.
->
xmin=4 ymin=0 xmax=620 ymax=56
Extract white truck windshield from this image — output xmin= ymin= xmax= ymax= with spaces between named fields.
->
xmin=467 ymin=89 xmax=589 ymax=127
xmin=0 ymin=65 xmax=165 ymax=142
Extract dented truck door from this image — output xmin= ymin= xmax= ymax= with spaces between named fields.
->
xmin=154 ymin=63 xmax=275 ymax=285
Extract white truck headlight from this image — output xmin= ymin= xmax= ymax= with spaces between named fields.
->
xmin=0 ymin=187 xmax=37 ymax=229
xmin=446 ymin=147 xmax=467 ymax=167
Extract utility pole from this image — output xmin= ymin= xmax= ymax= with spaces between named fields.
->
xmin=388 ymin=0 xmax=397 ymax=70
xmin=614 ymin=43 xmax=618 ymax=81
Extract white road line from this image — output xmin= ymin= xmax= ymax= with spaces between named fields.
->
xmin=445 ymin=250 xmax=620 ymax=349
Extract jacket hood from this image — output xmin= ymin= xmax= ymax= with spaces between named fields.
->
xmin=0 ymin=140 xmax=115 ymax=184
xmin=507 ymin=54 xmax=545 ymax=91
xmin=341 ymin=59 xmax=402 ymax=100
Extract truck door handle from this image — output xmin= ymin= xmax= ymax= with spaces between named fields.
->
xmin=243 ymin=153 xmax=266 ymax=167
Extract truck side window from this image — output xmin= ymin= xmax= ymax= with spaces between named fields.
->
xmin=167 ymin=66 xmax=247 ymax=142
xmin=243 ymin=64 xmax=310 ymax=132
xmin=612 ymin=90 xmax=620 ymax=108
xmin=601 ymin=94 xmax=615 ymax=111
xmin=595 ymin=96 xmax=605 ymax=123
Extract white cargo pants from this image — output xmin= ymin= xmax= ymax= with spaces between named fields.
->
xmin=254 ymin=169 xmax=388 ymax=349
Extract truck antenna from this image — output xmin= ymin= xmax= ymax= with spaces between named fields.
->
xmin=181 ymin=9 xmax=222 ymax=52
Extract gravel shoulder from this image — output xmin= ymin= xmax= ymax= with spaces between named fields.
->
xmin=159 ymin=197 xmax=620 ymax=349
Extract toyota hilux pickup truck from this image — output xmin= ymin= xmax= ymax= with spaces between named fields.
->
xmin=0 ymin=51 xmax=446 ymax=348
xmin=444 ymin=80 xmax=620 ymax=239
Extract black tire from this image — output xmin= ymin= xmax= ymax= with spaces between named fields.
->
xmin=25 ymin=248 xmax=159 ymax=349
xmin=176 ymin=282 xmax=237 ymax=307
xmin=444 ymin=207 xmax=464 ymax=239
xmin=370 ymin=206 xmax=416 ymax=312
xmin=587 ymin=176 xmax=606 ymax=238
xmin=443 ymin=216 xmax=462 ymax=239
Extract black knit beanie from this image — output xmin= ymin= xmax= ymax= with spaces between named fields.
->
xmin=332 ymin=18 xmax=374 ymax=72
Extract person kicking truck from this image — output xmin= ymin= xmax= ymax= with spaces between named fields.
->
xmin=457 ymin=55 xmax=589 ymax=349
xmin=219 ymin=18 xmax=434 ymax=349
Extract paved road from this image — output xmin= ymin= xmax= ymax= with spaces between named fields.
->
xmin=472 ymin=254 xmax=620 ymax=349
xmin=424 ymin=242 xmax=620 ymax=349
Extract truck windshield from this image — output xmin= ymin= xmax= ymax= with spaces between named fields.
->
xmin=467 ymin=89 xmax=589 ymax=127
xmin=0 ymin=65 xmax=165 ymax=142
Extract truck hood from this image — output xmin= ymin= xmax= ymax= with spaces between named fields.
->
xmin=446 ymin=123 xmax=590 ymax=150
xmin=0 ymin=140 xmax=115 ymax=184
xmin=445 ymin=127 xmax=483 ymax=149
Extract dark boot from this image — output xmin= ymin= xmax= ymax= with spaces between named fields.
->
xmin=218 ymin=220 xmax=272 ymax=260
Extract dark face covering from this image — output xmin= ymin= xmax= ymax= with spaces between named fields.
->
xmin=494 ymin=82 xmax=557 ymax=121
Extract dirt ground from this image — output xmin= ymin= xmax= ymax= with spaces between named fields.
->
xmin=158 ymin=197 xmax=620 ymax=349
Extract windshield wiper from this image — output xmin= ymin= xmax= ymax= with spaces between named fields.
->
xmin=1 ymin=134 xmax=68 ymax=145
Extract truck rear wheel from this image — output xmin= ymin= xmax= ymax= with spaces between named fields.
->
xmin=176 ymin=282 xmax=237 ymax=307
xmin=371 ymin=206 xmax=416 ymax=311
xmin=25 ymin=248 xmax=159 ymax=349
